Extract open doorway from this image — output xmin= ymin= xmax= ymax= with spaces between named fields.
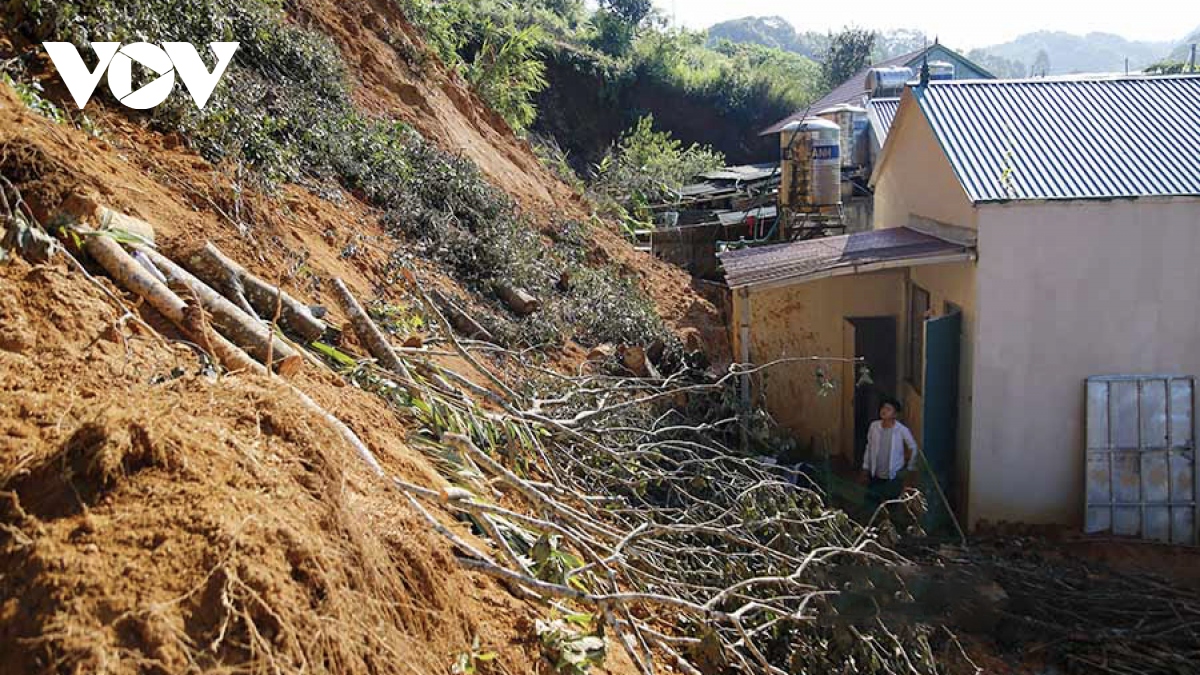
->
xmin=846 ymin=317 xmax=898 ymax=467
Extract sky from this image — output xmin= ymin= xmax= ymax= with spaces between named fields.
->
xmin=651 ymin=0 xmax=1194 ymax=50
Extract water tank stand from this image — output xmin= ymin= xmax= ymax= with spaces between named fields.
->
xmin=783 ymin=206 xmax=846 ymax=241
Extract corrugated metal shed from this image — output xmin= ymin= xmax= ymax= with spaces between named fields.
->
xmin=914 ymin=75 xmax=1200 ymax=202
xmin=719 ymin=227 xmax=973 ymax=289
xmin=866 ymin=97 xmax=901 ymax=144
xmin=696 ymin=163 xmax=779 ymax=183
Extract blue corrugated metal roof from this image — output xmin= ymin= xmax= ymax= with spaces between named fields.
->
xmin=866 ymin=97 xmax=901 ymax=143
xmin=762 ymin=45 xmax=996 ymax=135
xmin=914 ymin=75 xmax=1200 ymax=202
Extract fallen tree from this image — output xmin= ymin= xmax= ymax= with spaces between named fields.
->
xmin=183 ymin=241 xmax=327 ymax=342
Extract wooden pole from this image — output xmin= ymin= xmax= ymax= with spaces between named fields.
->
xmin=332 ymin=278 xmax=414 ymax=383
xmin=84 ymin=234 xmax=264 ymax=375
xmin=137 ymin=245 xmax=300 ymax=371
xmin=183 ymin=242 xmax=326 ymax=342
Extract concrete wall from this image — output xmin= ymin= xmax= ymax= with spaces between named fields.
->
xmin=732 ymin=271 xmax=904 ymax=456
xmin=872 ymin=91 xmax=978 ymax=231
xmin=971 ymin=197 xmax=1200 ymax=526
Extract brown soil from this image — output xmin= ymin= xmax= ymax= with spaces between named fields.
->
xmin=0 ymin=4 xmax=721 ymax=669
xmin=0 ymin=258 xmax=646 ymax=675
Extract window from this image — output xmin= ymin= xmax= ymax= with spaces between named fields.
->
xmin=907 ymin=283 xmax=930 ymax=392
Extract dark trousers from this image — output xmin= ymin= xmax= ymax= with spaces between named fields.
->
xmin=866 ymin=476 xmax=904 ymax=513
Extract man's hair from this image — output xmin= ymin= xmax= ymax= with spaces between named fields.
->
xmin=880 ymin=396 xmax=903 ymax=414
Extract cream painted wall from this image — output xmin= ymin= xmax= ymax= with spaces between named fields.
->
xmin=872 ymin=91 xmax=978 ymax=232
xmin=971 ymin=197 xmax=1200 ymax=526
xmin=732 ymin=272 xmax=904 ymax=457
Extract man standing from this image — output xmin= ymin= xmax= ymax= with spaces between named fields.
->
xmin=860 ymin=397 xmax=918 ymax=515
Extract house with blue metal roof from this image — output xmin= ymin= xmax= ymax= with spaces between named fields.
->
xmin=722 ymin=74 xmax=1200 ymax=538
xmin=761 ymin=42 xmax=995 ymax=136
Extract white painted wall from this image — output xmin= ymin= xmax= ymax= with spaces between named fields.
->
xmin=971 ymin=197 xmax=1200 ymax=525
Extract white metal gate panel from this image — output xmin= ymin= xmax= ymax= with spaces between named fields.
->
xmin=1085 ymin=375 xmax=1197 ymax=545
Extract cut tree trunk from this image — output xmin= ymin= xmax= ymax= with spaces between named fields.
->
xmin=59 ymin=194 xmax=157 ymax=245
xmin=495 ymin=282 xmax=540 ymax=316
xmin=332 ymin=278 xmax=413 ymax=382
xmin=137 ymin=245 xmax=300 ymax=370
xmin=84 ymin=233 xmax=265 ymax=374
xmin=183 ymin=242 xmax=326 ymax=342
xmin=430 ymin=289 xmax=495 ymax=343
xmin=81 ymin=233 xmax=383 ymax=477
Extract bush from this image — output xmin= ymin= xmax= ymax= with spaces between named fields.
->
xmin=591 ymin=114 xmax=724 ymax=213
xmin=11 ymin=0 xmax=678 ymax=356
xmin=467 ymin=25 xmax=548 ymax=133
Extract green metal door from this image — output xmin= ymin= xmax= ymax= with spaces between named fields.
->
xmin=921 ymin=313 xmax=961 ymax=533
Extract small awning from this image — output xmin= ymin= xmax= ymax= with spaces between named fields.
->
xmin=719 ymin=227 xmax=974 ymax=290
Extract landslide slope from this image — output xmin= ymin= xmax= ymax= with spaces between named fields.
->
xmin=0 ymin=1 xmax=721 ymax=672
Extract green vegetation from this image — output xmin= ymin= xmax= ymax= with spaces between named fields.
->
xmin=590 ymin=114 xmax=723 ymax=230
xmin=394 ymin=0 xmax=824 ymax=166
xmin=7 ymin=0 xmax=679 ymax=357
xmin=466 ymin=26 xmax=549 ymax=132
xmin=821 ymin=27 xmax=875 ymax=90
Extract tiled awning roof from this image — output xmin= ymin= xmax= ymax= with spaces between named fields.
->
xmin=719 ymin=227 xmax=973 ymax=290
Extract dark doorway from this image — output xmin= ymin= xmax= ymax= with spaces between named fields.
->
xmin=848 ymin=317 xmax=898 ymax=467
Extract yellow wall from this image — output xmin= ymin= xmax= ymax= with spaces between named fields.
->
xmin=871 ymin=93 xmax=981 ymax=519
xmin=731 ymin=271 xmax=904 ymax=457
xmin=872 ymin=90 xmax=978 ymax=232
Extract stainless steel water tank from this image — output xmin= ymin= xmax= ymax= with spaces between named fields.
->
xmin=817 ymin=104 xmax=869 ymax=169
xmin=928 ymin=60 xmax=955 ymax=80
xmin=866 ymin=66 xmax=914 ymax=96
xmin=779 ymin=117 xmax=841 ymax=210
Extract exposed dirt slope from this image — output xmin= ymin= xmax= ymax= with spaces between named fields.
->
xmin=285 ymin=0 xmax=729 ymax=359
xmin=0 ymin=256 xmax=645 ymax=675
xmin=0 ymin=3 xmax=725 ymax=669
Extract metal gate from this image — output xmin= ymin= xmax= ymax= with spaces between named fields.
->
xmin=1085 ymin=375 xmax=1197 ymax=544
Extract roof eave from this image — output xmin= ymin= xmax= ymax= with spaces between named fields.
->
xmin=729 ymin=249 xmax=977 ymax=293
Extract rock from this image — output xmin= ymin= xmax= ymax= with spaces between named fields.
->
xmin=586 ymin=344 xmax=615 ymax=363
xmin=680 ymin=327 xmax=703 ymax=353
xmin=621 ymin=345 xmax=649 ymax=377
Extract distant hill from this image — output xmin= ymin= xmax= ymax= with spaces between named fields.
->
xmin=1167 ymin=27 xmax=1200 ymax=62
xmin=972 ymin=31 xmax=1173 ymax=75
xmin=708 ymin=17 xmax=1194 ymax=77
xmin=706 ymin=16 xmax=826 ymax=58
xmin=707 ymin=16 xmax=936 ymax=63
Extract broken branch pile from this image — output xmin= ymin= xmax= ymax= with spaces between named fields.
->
xmin=16 ymin=194 xmax=960 ymax=674
xmin=344 ymin=294 xmax=958 ymax=675
xmin=923 ymin=538 xmax=1200 ymax=675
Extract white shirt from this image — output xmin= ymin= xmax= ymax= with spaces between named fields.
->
xmin=862 ymin=420 xmax=918 ymax=480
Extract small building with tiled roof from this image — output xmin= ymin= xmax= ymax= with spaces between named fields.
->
xmin=724 ymin=74 xmax=1200 ymax=539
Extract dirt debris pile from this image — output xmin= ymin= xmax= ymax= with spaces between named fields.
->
xmin=0 ymin=258 xmax=588 ymax=675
